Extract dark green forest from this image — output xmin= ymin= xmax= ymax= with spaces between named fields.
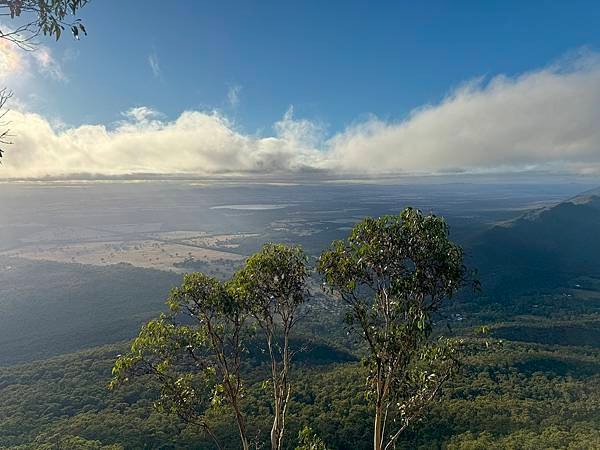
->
xmin=0 ymin=334 xmax=598 ymax=449
xmin=1 ymin=260 xmax=599 ymax=448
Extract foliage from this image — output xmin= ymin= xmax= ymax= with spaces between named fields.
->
xmin=294 ymin=426 xmax=328 ymax=450
xmin=0 ymin=338 xmax=599 ymax=449
xmin=318 ymin=208 xmax=475 ymax=450
xmin=229 ymin=243 xmax=310 ymax=450
xmin=112 ymin=244 xmax=311 ymax=450
xmin=111 ymin=272 xmax=250 ymax=450
xmin=448 ymin=427 xmax=600 ymax=450
xmin=30 ymin=433 xmax=124 ymax=450
xmin=0 ymin=0 xmax=88 ymax=45
xmin=3 ymin=207 xmax=600 ymax=448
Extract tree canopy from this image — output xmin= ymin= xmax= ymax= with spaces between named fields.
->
xmin=110 ymin=212 xmax=479 ymax=449
xmin=112 ymin=244 xmax=312 ymax=450
xmin=318 ymin=208 xmax=477 ymax=450
xmin=229 ymin=243 xmax=310 ymax=450
xmin=0 ymin=0 xmax=88 ymax=46
xmin=111 ymin=273 xmax=249 ymax=450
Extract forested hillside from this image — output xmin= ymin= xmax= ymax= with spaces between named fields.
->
xmin=472 ymin=190 xmax=600 ymax=293
xmin=0 ymin=338 xmax=598 ymax=449
xmin=2 ymin=191 xmax=600 ymax=449
xmin=0 ymin=258 xmax=179 ymax=365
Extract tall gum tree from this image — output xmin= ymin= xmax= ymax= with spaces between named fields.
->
xmin=318 ymin=208 xmax=478 ymax=450
xmin=112 ymin=246 xmax=311 ymax=450
xmin=228 ymin=243 xmax=310 ymax=450
xmin=111 ymin=273 xmax=251 ymax=450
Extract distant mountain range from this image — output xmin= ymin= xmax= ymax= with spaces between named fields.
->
xmin=471 ymin=186 xmax=600 ymax=293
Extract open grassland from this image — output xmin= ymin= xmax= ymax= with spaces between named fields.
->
xmin=0 ymin=227 xmax=254 ymax=272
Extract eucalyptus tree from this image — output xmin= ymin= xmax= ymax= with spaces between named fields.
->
xmin=318 ymin=208 xmax=476 ymax=450
xmin=111 ymin=273 xmax=251 ymax=450
xmin=229 ymin=243 xmax=310 ymax=450
xmin=0 ymin=0 xmax=88 ymax=46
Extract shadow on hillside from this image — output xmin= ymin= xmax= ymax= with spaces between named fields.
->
xmin=512 ymin=356 xmax=600 ymax=378
xmin=247 ymin=335 xmax=357 ymax=366
xmin=492 ymin=324 xmax=600 ymax=348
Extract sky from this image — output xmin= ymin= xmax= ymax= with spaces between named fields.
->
xmin=1 ymin=0 xmax=600 ymax=179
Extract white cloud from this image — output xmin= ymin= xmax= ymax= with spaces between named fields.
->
xmin=121 ymin=106 xmax=162 ymax=123
xmin=31 ymin=47 xmax=66 ymax=81
xmin=227 ymin=84 xmax=242 ymax=108
xmin=3 ymin=52 xmax=600 ymax=179
xmin=0 ymin=40 xmax=24 ymax=80
xmin=274 ymin=106 xmax=325 ymax=150
xmin=0 ymin=39 xmax=65 ymax=84
xmin=148 ymin=51 xmax=161 ymax=78
xmin=325 ymin=51 xmax=600 ymax=175
xmin=1 ymin=106 xmax=324 ymax=178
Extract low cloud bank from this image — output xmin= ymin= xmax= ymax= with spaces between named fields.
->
xmin=3 ymin=52 xmax=600 ymax=179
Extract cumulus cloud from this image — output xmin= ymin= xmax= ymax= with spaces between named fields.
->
xmin=2 ymin=106 xmax=324 ymax=178
xmin=3 ymin=52 xmax=600 ymax=179
xmin=326 ymin=51 xmax=600 ymax=175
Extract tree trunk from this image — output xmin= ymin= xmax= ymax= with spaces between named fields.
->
xmin=374 ymin=400 xmax=384 ymax=450
xmin=236 ymin=410 xmax=250 ymax=450
xmin=266 ymin=330 xmax=281 ymax=450
xmin=271 ymin=395 xmax=282 ymax=450
xmin=241 ymin=435 xmax=249 ymax=450
xmin=202 ymin=424 xmax=224 ymax=450
xmin=230 ymin=398 xmax=249 ymax=450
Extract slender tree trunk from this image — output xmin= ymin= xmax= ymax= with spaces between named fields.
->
xmin=272 ymin=329 xmax=290 ymax=450
xmin=271 ymin=393 xmax=282 ymax=450
xmin=233 ymin=405 xmax=250 ymax=450
xmin=271 ymin=383 xmax=291 ymax=450
xmin=266 ymin=325 xmax=292 ymax=450
xmin=374 ymin=399 xmax=384 ymax=450
xmin=239 ymin=425 xmax=250 ymax=450
xmin=374 ymin=371 xmax=385 ymax=450
xmin=266 ymin=329 xmax=282 ymax=450
xmin=203 ymin=424 xmax=224 ymax=450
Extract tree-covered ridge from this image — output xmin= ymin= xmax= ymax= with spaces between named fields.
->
xmin=0 ymin=337 xmax=598 ymax=449
xmin=472 ymin=192 xmax=600 ymax=295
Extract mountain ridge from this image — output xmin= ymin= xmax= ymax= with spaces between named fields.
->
xmin=471 ymin=186 xmax=600 ymax=293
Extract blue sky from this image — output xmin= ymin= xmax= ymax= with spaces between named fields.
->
xmin=2 ymin=1 xmax=600 ymax=178
xmin=31 ymin=0 xmax=600 ymax=130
